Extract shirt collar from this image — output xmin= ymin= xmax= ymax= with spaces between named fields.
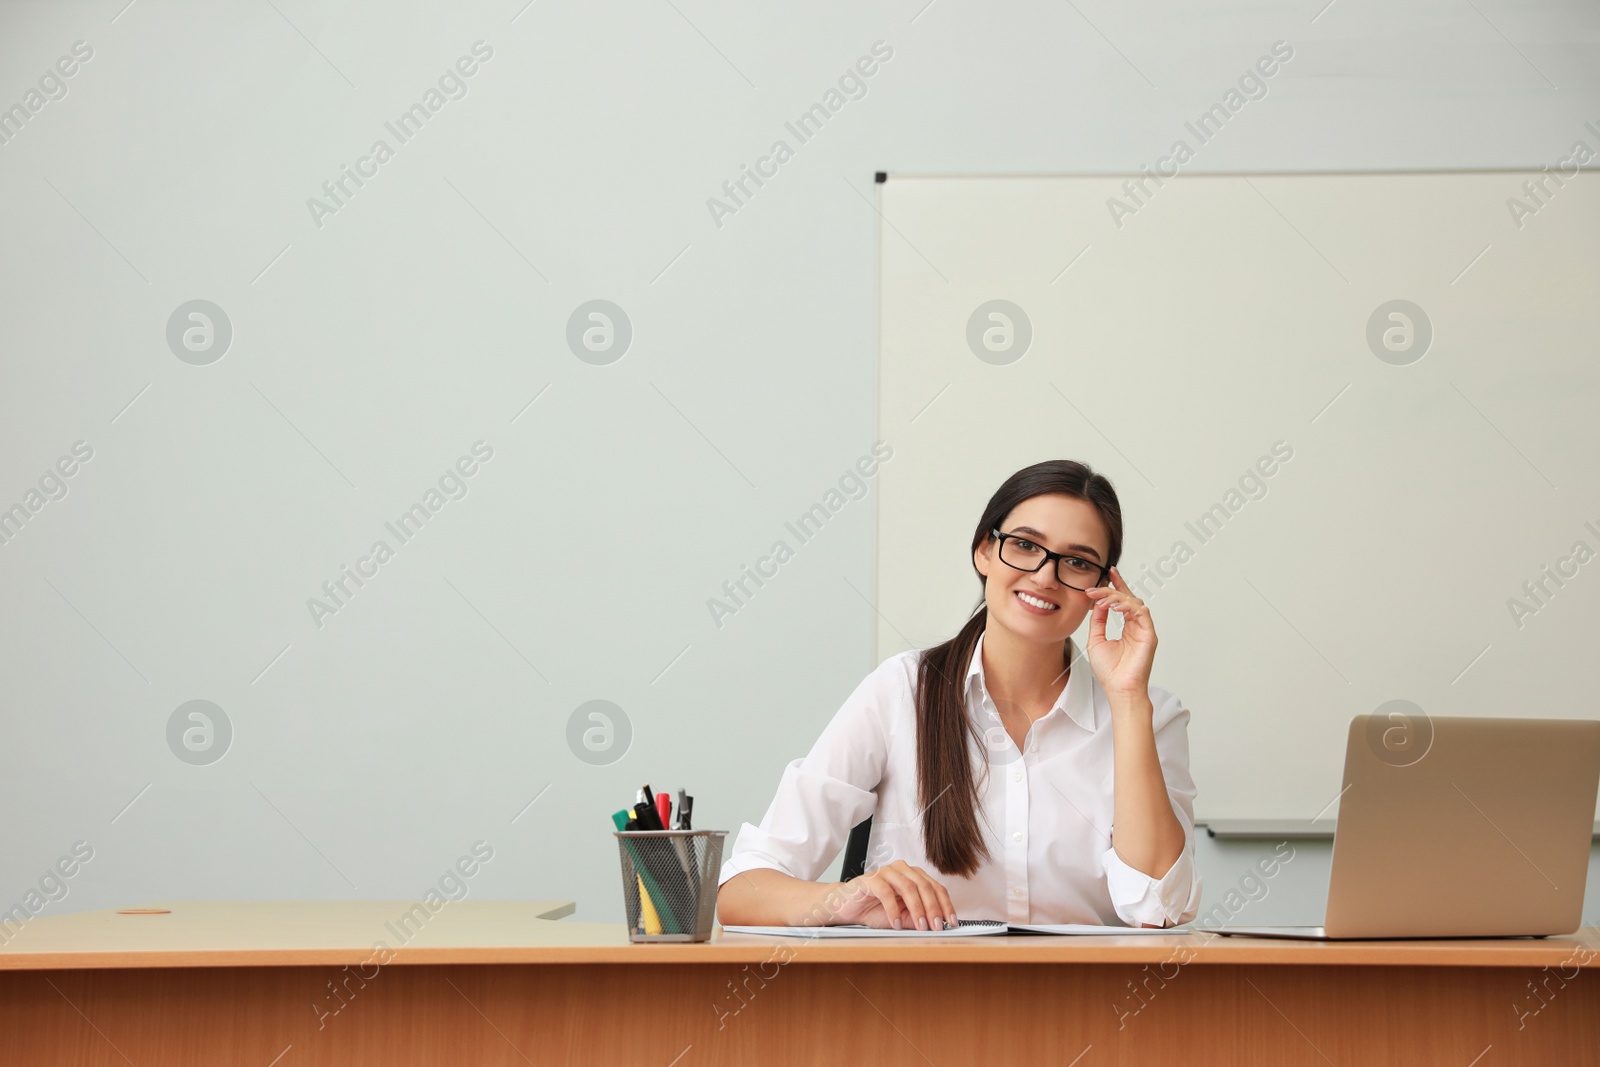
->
xmin=964 ymin=630 xmax=1096 ymax=733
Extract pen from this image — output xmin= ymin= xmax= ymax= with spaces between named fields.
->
xmin=655 ymin=791 xmax=671 ymax=830
xmin=634 ymin=801 xmax=664 ymax=832
xmin=636 ymin=874 xmax=664 ymax=935
xmin=672 ymin=788 xmax=699 ymax=900
xmin=668 ymin=832 xmax=696 ymax=925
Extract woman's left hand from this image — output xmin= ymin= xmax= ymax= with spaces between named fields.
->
xmin=1084 ymin=566 xmax=1156 ymax=698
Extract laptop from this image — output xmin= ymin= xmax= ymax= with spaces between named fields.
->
xmin=1217 ymin=714 xmax=1600 ymax=940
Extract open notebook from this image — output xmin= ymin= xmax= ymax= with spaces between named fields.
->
xmin=721 ymin=920 xmax=1188 ymax=938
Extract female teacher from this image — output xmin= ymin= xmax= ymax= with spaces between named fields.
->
xmin=716 ymin=460 xmax=1201 ymax=930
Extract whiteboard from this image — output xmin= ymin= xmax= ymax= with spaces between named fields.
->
xmin=874 ymin=172 xmax=1600 ymax=821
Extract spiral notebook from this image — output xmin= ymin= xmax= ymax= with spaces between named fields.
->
xmin=721 ymin=920 xmax=1188 ymax=937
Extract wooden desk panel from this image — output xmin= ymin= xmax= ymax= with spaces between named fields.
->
xmin=6 ymin=958 xmax=1600 ymax=1065
xmin=1 ymin=903 xmax=1597 ymax=1066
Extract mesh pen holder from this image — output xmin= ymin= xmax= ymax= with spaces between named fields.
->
xmin=615 ymin=830 xmax=726 ymax=943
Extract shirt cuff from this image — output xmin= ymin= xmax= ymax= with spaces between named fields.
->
xmin=1101 ymin=840 xmax=1202 ymax=928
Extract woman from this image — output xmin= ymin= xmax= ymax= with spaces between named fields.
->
xmin=716 ymin=460 xmax=1201 ymax=930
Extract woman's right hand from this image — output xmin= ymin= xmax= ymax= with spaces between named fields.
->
xmin=831 ymin=860 xmax=958 ymax=930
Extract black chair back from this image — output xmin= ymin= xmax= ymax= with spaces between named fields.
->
xmin=840 ymin=816 xmax=873 ymax=881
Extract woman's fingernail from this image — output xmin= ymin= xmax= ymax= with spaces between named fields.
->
xmin=917 ymin=917 xmax=928 ymax=930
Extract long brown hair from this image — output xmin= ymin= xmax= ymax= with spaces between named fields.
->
xmin=914 ymin=460 xmax=1124 ymax=877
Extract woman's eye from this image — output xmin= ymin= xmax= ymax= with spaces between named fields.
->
xmin=1014 ymin=539 xmax=1039 ymax=551
xmin=1065 ymin=558 xmax=1093 ymax=571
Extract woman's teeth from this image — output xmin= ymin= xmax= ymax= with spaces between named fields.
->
xmin=1016 ymin=591 xmax=1058 ymax=611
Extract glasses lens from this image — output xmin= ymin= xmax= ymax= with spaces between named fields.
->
xmin=998 ymin=536 xmax=1046 ymax=573
xmin=1055 ymin=556 xmax=1103 ymax=590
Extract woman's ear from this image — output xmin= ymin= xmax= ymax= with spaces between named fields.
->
xmin=973 ymin=536 xmax=991 ymax=577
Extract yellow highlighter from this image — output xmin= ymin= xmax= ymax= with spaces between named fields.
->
xmin=637 ymin=874 xmax=664 ymax=935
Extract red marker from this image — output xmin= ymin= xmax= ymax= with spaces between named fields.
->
xmin=655 ymin=791 xmax=671 ymax=829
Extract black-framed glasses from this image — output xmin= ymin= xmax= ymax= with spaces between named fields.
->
xmin=990 ymin=528 xmax=1108 ymax=591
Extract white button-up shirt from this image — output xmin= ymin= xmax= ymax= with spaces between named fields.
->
xmin=718 ymin=632 xmax=1203 ymax=927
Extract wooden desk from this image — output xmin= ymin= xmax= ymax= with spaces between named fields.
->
xmin=2 ymin=901 xmax=1597 ymax=1065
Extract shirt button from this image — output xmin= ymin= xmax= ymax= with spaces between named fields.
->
xmin=1012 ymin=887 xmax=1023 ymax=897
xmin=1012 ymin=771 xmax=1022 ymax=782
xmin=1012 ymin=831 xmax=1023 ymax=842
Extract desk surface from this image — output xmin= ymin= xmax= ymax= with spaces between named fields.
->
xmin=3 ymin=901 xmax=1598 ymax=970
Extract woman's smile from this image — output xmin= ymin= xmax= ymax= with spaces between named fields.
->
xmin=1014 ymin=589 xmax=1060 ymax=614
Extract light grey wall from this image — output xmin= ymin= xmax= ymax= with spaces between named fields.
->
xmin=1 ymin=0 xmax=1596 ymax=929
